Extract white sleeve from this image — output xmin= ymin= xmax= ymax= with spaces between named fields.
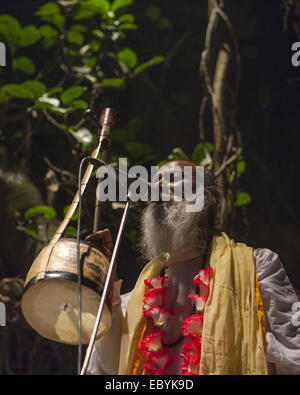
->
xmin=85 ymin=289 xmax=132 ymax=375
xmin=86 ymin=304 xmax=123 ymax=375
xmin=254 ymin=248 xmax=300 ymax=374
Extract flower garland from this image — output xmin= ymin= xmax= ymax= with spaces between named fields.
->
xmin=138 ymin=267 xmax=213 ymax=375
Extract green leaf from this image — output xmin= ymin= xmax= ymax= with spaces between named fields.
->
xmin=74 ymin=0 xmax=109 ymax=19
xmin=156 ymin=159 xmax=168 ymax=168
xmin=48 ymin=106 xmax=69 ymax=116
xmin=24 ymin=222 xmax=38 ymax=236
xmin=35 ymin=96 xmax=60 ymax=109
xmin=67 ymin=30 xmax=84 ymax=44
xmin=35 ymin=2 xmax=60 ymax=16
xmin=111 ymin=0 xmax=132 ymax=13
xmin=118 ymin=23 xmax=137 ymax=30
xmin=65 ymin=226 xmax=77 ymax=237
xmin=70 ymin=99 xmax=88 ymax=110
xmin=133 ymin=55 xmax=165 ymax=75
xmin=39 ymin=25 xmax=59 ymax=46
xmin=235 ymin=190 xmax=252 ymax=207
xmin=47 ymin=87 xmax=63 ymax=96
xmin=33 ymin=101 xmax=56 ymax=110
xmin=117 ymin=47 xmax=138 ymax=69
xmin=22 ymin=81 xmax=46 ymax=99
xmin=1 ymin=84 xmax=34 ymax=99
xmin=0 ymin=15 xmax=22 ymax=45
xmin=39 ymin=14 xmax=65 ymax=30
xmin=70 ymin=23 xmax=87 ymax=32
xmin=90 ymin=39 xmax=101 ymax=52
xmin=133 ymin=62 xmax=151 ymax=75
xmin=50 ymin=14 xmax=66 ymax=30
xmin=2 ymin=80 xmax=45 ymax=100
xmin=89 ymin=0 xmax=110 ymax=12
xmin=149 ymin=55 xmax=165 ymax=66
xmin=18 ymin=25 xmax=41 ymax=47
xmin=168 ymin=147 xmax=189 ymax=161
xmin=63 ymin=205 xmax=79 ymax=220
xmin=61 ymin=86 xmax=86 ymax=105
xmin=101 ymin=78 xmax=125 ymax=89
xmin=67 ymin=24 xmax=87 ymax=43
xmin=74 ymin=7 xmax=96 ymax=20
xmin=13 ymin=57 xmax=35 ymax=74
xmin=25 ymin=205 xmax=57 ymax=220
xmin=83 ymin=56 xmax=97 ymax=67
xmin=118 ymin=14 xmax=134 ymax=23
xmin=236 ymin=159 xmax=246 ymax=174
xmin=92 ymin=29 xmax=105 ymax=39
xmin=192 ymin=142 xmax=214 ymax=164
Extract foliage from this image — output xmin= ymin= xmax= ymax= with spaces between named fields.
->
xmin=0 ymin=0 xmax=167 ymax=243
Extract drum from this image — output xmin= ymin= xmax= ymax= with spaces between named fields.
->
xmin=21 ymin=238 xmax=112 ymax=345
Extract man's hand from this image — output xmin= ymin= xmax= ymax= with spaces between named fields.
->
xmin=85 ymin=229 xmax=118 ymax=310
xmin=85 ymin=229 xmax=114 ymax=261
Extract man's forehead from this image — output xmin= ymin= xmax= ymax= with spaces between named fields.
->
xmin=159 ymin=160 xmax=196 ymax=172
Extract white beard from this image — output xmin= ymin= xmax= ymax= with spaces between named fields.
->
xmin=138 ymin=200 xmax=208 ymax=263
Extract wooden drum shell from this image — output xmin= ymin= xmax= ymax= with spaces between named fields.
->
xmin=21 ymin=238 xmax=112 ymax=345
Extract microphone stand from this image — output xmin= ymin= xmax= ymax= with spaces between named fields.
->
xmin=80 ymin=197 xmax=131 ymax=375
xmin=79 ymin=157 xmax=151 ymax=375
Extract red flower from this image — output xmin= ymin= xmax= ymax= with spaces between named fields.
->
xmin=143 ymin=287 xmax=167 ymax=313
xmin=188 ymin=294 xmax=208 ymax=313
xmin=139 ymin=329 xmax=165 ymax=354
xmin=180 ymin=339 xmax=202 ymax=358
xmin=181 ymin=354 xmax=200 ymax=375
xmin=144 ymin=277 xmax=168 ymax=289
xmin=144 ymin=348 xmax=173 ymax=375
xmin=181 ymin=314 xmax=204 ymax=338
xmin=193 ymin=267 xmax=213 ymax=287
xmin=144 ymin=306 xmax=175 ymax=328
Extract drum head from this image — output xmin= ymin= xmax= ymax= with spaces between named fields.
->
xmin=21 ymin=277 xmax=111 ymax=344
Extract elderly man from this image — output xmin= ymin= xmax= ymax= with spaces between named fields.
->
xmin=86 ymin=160 xmax=300 ymax=375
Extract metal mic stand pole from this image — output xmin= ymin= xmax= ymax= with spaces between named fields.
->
xmin=80 ymin=197 xmax=131 ymax=375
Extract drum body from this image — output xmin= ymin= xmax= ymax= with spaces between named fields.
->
xmin=21 ymin=238 xmax=112 ymax=345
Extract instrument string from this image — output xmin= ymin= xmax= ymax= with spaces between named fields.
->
xmin=76 ymin=157 xmax=89 ymax=375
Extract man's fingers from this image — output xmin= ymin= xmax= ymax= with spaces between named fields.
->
xmin=85 ymin=229 xmax=106 ymax=241
xmin=85 ymin=229 xmax=113 ymax=251
xmin=101 ymin=229 xmax=113 ymax=250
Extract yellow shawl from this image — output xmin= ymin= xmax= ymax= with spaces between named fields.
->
xmin=118 ymin=233 xmax=268 ymax=375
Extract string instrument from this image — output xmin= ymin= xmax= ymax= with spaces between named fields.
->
xmin=21 ymin=108 xmax=115 ymax=345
